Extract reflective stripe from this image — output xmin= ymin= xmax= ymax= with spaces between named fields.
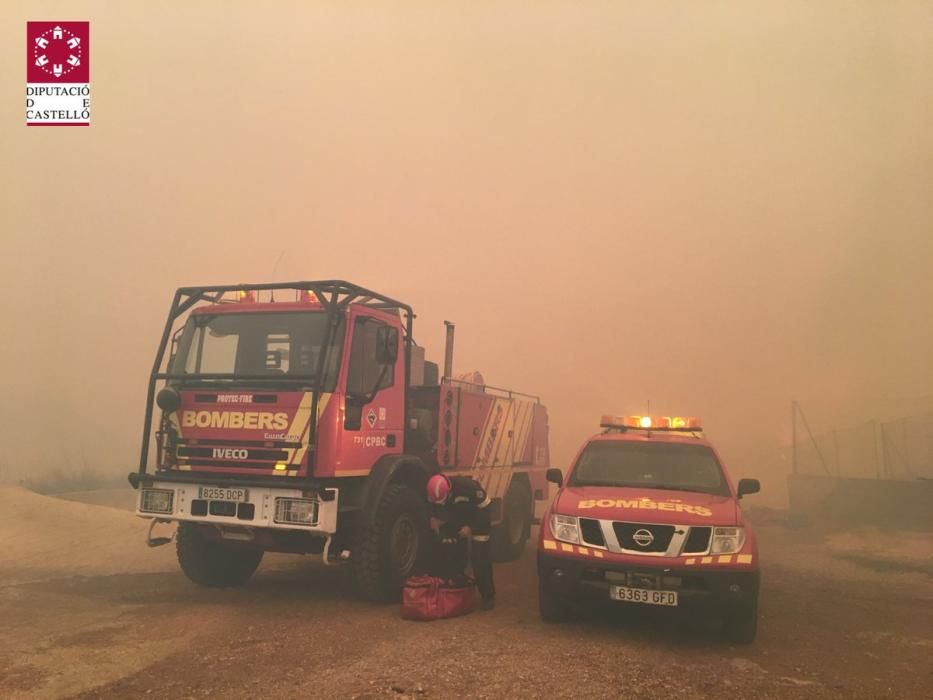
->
xmin=477 ymin=497 xmax=491 ymax=509
xmin=472 ymin=535 xmax=491 ymax=542
xmin=543 ymin=539 xmax=557 ymax=550
xmin=453 ymin=496 xmax=469 ymax=504
xmin=736 ymin=554 xmax=753 ymax=565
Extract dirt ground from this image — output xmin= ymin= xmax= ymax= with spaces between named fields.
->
xmin=0 ymin=487 xmax=930 ymax=699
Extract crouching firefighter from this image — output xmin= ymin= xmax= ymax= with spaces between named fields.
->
xmin=426 ymin=473 xmax=496 ymax=610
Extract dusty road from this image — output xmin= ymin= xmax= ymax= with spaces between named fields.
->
xmin=0 ymin=488 xmax=930 ymax=699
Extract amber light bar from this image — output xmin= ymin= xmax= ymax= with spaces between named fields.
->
xmin=600 ymin=415 xmax=702 ymax=430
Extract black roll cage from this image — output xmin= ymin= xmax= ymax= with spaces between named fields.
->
xmin=130 ymin=280 xmax=414 ymax=489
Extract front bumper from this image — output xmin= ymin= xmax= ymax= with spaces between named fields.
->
xmin=537 ymin=551 xmax=759 ymax=612
xmin=136 ymin=481 xmax=339 ymax=534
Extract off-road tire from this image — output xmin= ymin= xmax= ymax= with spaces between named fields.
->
xmin=175 ymin=522 xmax=264 ymax=587
xmin=492 ymin=478 xmax=532 ymax=562
xmin=351 ymin=483 xmax=427 ymax=603
xmin=538 ymin=581 xmax=572 ymax=623
xmin=724 ymin=599 xmax=758 ymax=644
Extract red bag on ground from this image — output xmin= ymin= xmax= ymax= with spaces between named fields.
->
xmin=401 ymin=575 xmax=476 ymax=621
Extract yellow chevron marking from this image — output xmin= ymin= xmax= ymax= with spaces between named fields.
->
xmin=685 ymin=558 xmax=696 ymax=566
xmin=701 ymin=556 xmax=713 ymax=564
xmin=513 ymin=400 xmax=534 ymax=465
xmin=560 ymin=543 xmax=574 ymax=553
xmin=543 ymin=540 xmax=557 ymax=551
xmin=593 ymin=550 xmax=604 ymax=559
xmin=717 ymin=555 xmax=733 ymax=564
xmin=736 ymin=554 xmax=753 ymax=565
xmin=578 ymin=546 xmax=589 ymax=556
xmin=472 ymin=396 xmax=500 ymax=468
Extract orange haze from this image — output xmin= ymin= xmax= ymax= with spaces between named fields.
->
xmin=2 ymin=2 xmax=932 ymax=505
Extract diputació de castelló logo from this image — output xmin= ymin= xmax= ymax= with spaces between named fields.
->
xmin=26 ymin=21 xmax=90 ymax=126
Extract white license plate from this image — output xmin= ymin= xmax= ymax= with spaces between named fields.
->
xmin=198 ymin=486 xmax=248 ymax=503
xmin=610 ymin=586 xmax=678 ymax=607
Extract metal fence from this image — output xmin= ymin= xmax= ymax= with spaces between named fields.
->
xmin=791 ymin=401 xmax=933 ymax=480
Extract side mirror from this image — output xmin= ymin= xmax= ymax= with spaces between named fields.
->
xmin=737 ymin=478 xmax=760 ymax=499
xmin=375 ymin=326 xmax=399 ymax=365
xmin=546 ymin=468 xmax=563 ymax=487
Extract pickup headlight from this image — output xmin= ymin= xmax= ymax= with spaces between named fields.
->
xmin=711 ymin=527 xmax=746 ymax=554
xmin=549 ymin=514 xmax=580 ymax=544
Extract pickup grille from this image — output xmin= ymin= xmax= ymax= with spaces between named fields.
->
xmin=579 ymin=518 xmax=606 ymax=547
xmin=612 ymin=522 xmax=675 ymax=553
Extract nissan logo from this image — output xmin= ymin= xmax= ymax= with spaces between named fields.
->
xmin=632 ymin=528 xmax=654 ymax=547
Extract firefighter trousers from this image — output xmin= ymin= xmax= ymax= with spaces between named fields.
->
xmin=470 ymin=509 xmax=495 ymax=600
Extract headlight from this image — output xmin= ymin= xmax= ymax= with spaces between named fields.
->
xmin=140 ymin=488 xmax=174 ymax=514
xmin=274 ymin=498 xmax=319 ymax=526
xmin=549 ymin=514 xmax=580 ymax=544
xmin=711 ymin=527 xmax=746 ymax=554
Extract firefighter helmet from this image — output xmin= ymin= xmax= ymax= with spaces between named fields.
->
xmin=426 ymin=474 xmax=451 ymax=504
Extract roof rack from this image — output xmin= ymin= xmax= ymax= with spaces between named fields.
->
xmin=169 ymin=279 xmax=413 ymax=319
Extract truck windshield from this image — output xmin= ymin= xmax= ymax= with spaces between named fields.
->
xmin=170 ymin=311 xmax=344 ymax=390
xmin=568 ymin=441 xmax=729 ymax=496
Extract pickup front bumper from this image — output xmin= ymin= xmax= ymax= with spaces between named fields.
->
xmin=538 ymin=551 xmax=759 ymax=613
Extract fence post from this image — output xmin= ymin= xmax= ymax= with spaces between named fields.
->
xmin=872 ymin=421 xmax=888 ymax=481
xmin=832 ymin=429 xmax=841 ymax=477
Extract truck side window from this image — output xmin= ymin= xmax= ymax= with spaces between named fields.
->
xmin=346 ymin=317 xmax=395 ymax=396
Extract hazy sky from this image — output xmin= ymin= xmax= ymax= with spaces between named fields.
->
xmin=2 ymin=2 xmax=931 ymax=501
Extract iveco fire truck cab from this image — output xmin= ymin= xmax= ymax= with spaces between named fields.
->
xmin=130 ymin=281 xmax=550 ymax=600
xmin=537 ymin=415 xmax=761 ymax=643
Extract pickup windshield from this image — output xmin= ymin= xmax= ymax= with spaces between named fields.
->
xmin=568 ymin=440 xmax=730 ymax=496
xmin=170 ymin=311 xmax=344 ymax=390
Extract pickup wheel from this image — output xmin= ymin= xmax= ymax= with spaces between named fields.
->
xmin=538 ymin=580 xmax=573 ymax=623
xmin=724 ymin=599 xmax=759 ymax=645
xmin=492 ymin=478 xmax=532 ymax=562
xmin=175 ymin=522 xmax=263 ymax=587
xmin=352 ymin=483 xmax=427 ymax=603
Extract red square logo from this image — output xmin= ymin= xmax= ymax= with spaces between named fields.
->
xmin=27 ymin=22 xmax=89 ymax=83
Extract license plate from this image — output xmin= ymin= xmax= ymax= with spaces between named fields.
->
xmin=610 ymin=586 xmax=678 ymax=607
xmin=198 ymin=486 xmax=248 ymax=503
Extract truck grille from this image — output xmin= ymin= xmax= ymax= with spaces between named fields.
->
xmin=612 ymin=522 xmax=675 ymax=553
xmin=173 ymin=439 xmax=298 ymax=471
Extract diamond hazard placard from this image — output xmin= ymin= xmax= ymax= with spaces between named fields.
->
xmin=26 ymin=22 xmax=90 ymax=126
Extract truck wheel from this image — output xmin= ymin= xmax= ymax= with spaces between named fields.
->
xmin=492 ymin=478 xmax=532 ymax=562
xmin=175 ymin=522 xmax=263 ymax=587
xmin=538 ymin=581 xmax=572 ymax=623
xmin=352 ymin=483 xmax=427 ymax=603
xmin=724 ymin=599 xmax=758 ymax=644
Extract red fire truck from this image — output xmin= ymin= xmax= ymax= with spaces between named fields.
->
xmin=130 ymin=281 xmax=550 ymax=600
xmin=537 ymin=415 xmax=761 ymax=643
